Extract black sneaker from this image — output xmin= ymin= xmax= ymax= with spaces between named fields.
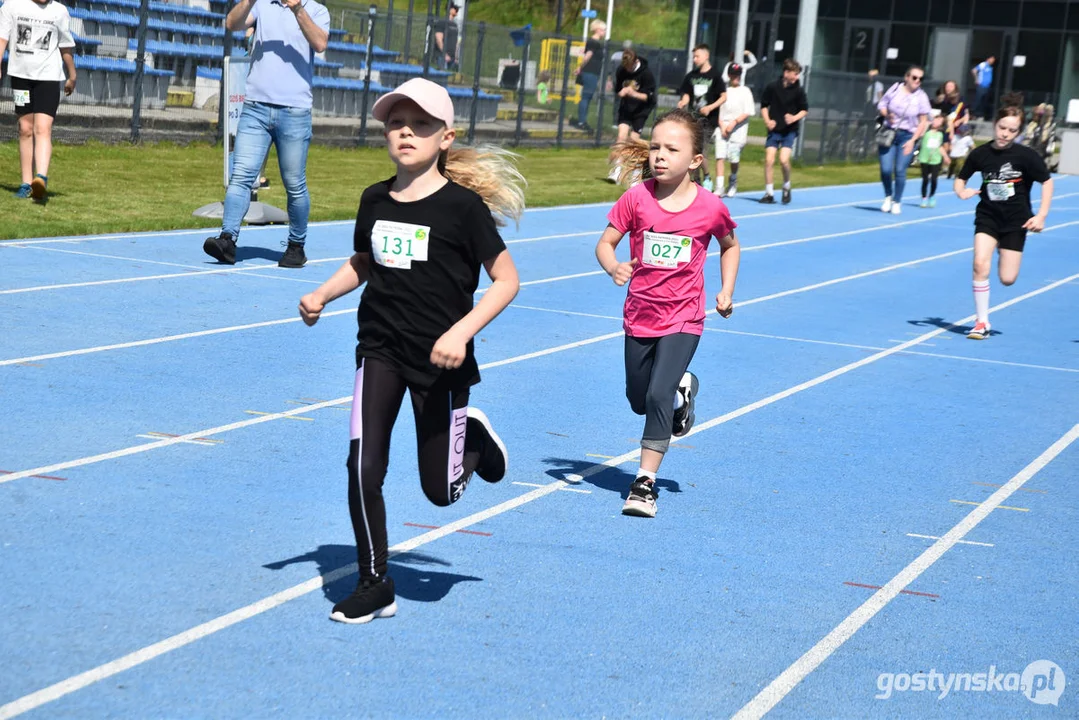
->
xmin=579 ymin=122 xmax=594 ymax=134
xmin=278 ymin=241 xmax=307 ymax=268
xmin=672 ymin=371 xmax=699 ymax=437
xmin=330 ymin=575 xmax=397 ymax=624
xmin=782 ymin=187 xmax=792 ymax=204
xmin=758 ymin=194 xmax=776 ymax=204
xmin=203 ymin=232 xmax=237 ymax=264
xmin=466 ymin=407 xmax=508 ymax=483
xmin=622 ymin=478 xmax=658 ymax=518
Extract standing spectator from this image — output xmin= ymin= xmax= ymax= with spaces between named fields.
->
xmin=0 ymin=0 xmax=77 ymax=202
xmin=676 ymin=43 xmax=725 ymax=191
xmin=434 ymin=4 xmax=459 ymax=72
xmin=876 ymin=65 xmax=931 ymax=215
xmin=203 ymin=0 xmax=330 ymax=268
xmin=715 ymin=62 xmax=754 ymax=197
xmin=572 ymin=19 xmax=605 ymax=133
xmin=971 ymin=54 xmax=995 ymax=120
xmin=946 ymin=126 xmax=974 ymax=179
xmin=758 ymin=58 xmax=808 ymax=205
xmin=933 ymin=79 xmax=969 ymax=172
xmin=866 ymin=69 xmax=884 ymax=106
xmin=606 ymin=47 xmax=656 ymax=183
xmin=722 ymin=49 xmax=756 ymax=84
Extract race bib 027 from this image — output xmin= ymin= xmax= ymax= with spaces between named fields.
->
xmin=642 ymin=231 xmax=692 ymax=268
xmin=371 ymin=220 xmax=430 ymax=269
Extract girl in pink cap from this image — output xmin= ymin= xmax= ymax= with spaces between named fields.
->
xmin=298 ymin=78 xmax=524 ymax=623
xmin=598 ymin=108 xmax=741 ymax=518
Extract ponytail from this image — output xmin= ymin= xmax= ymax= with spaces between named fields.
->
xmin=607 ymin=139 xmax=650 ymax=186
xmin=438 ymin=144 xmax=526 ymax=226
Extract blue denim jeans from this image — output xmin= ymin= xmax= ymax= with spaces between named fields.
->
xmin=879 ymin=128 xmax=914 ymax=202
xmin=223 ymin=101 xmax=313 ymax=244
xmin=577 ymin=72 xmax=599 ymax=125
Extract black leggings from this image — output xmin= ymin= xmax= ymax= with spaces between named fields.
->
xmin=347 ymin=357 xmax=480 ymax=579
xmin=624 ymin=333 xmax=700 ymax=453
xmin=921 ymin=162 xmax=941 ymax=197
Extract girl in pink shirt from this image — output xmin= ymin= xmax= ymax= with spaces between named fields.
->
xmin=596 ymin=108 xmax=741 ymax=518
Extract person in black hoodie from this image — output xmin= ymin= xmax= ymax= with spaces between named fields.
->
xmin=759 ymin=57 xmax=808 ymax=205
xmin=607 ymin=47 xmax=657 ymax=182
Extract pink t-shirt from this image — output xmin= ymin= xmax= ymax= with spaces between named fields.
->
xmin=607 ymin=180 xmax=737 ymax=337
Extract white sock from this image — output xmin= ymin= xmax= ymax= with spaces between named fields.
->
xmin=636 ymin=468 xmax=656 ymax=482
xmin=765 ymin=183 xmax=774 ymax=195
xmin=782 ymin=181 xmax=791 ymax=190
xmin=716 ymin=175 xmax=725 ymax=190
xmin=973 ymin=280 xmax=990 ymax=324
xmin=673 ymin=392 xmax=685 ymax=410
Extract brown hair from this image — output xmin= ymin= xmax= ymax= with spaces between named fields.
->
xmin=621 ymin=48 xmax=638 ymax=70
xmin=606 ymin=108 xmax=704 ymax=185
xmin=438 ymin=145 xmax=526 ymax=225
xmin=782 ymin=58 xmax=801 ymax=73
xmin=997 ymin=91 xmax=1026 ymax=126
xmin=693 ymin=43 xmax=710 ymax=53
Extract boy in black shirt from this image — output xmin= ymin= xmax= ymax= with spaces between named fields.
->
xmin=955 ymin=94 xmax=1053 ymax=340
xmin=677 ymin=43 xmax=726 ymax=190
xmin=759 ymin=58 xmax=808 ymax=205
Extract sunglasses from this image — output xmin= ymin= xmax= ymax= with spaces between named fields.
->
xmin=909 ymin=75 xmax=923 ymax=81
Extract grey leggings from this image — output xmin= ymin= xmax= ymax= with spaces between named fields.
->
xmin=625 ymin=333 xmax=700 ymax=453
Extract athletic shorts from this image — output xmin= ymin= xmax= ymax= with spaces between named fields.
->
xmin=10 ymin=76 xmax=62 ymax=117
xmin=975 ymin=215 xmax=1028 ymax=252
xmin=617 ymin=107 xmax=652 ymax=134
xmin=712 ymin=129 xmax=745 ymax=162
xmin=765 ymin=129 xmax=798 ymax=149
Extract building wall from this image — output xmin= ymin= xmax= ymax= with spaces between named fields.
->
xmin=698 ymin=0 xmax=1079 ymax=108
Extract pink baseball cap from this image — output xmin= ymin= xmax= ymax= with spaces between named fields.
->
xmin=372 ymin=78 xmax=456 ymax=128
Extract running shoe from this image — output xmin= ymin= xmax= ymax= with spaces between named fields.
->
xmin=967 ymin=321 xmax=991 ymax=340
xmin=622 ymin=478 xmax=658 ymax=518
xmin=672 ymin=371 xmax=699 ymax=437
xmin=758 ymin=193 xmax=776 ymax=204
xmin=467 ymin=407 xmax=508 ymax=483
xmin=928 ymin=196 xmax=936 ymax=208
xmin=13 ymin=183 xmax=31 ymax=198
xmin=278 ymin=240 xmax=307 ymax=268
xmin=702 ymin=176 xmax=714 ymax=192
xmin=330 ymin=575 xmax=397 ymax=624
xmin=30 ymin=174 xmax=47 ymax=201
xmin=782 ymin=187 xmax=792 ymax=204
xmin=891 ymin=202 xmax=902 ymax=215
xmin=881 ymin=197 xmax=893 ymax=213
xmin=725 ymin=183 xmax=737 ymax=198
xmin=203 ymin=232 xmax=237 ymax=264
xmin=920 ymin=198 xmax=929 ymax=208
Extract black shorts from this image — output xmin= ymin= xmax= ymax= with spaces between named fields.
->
xmin=975 ymin=216 xmax=1028 ymax=252
xmin=10 ymin=76 xmax=62 ymax=117
xmin=617 ymin=107 xmax=652 ymax=133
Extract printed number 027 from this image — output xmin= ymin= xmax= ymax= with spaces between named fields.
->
xmin=651 ymin=243 xmax=681 ymax=260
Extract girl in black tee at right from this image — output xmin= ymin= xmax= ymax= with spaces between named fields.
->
xmin=955 ymin=93 xmax=1053 ymax=340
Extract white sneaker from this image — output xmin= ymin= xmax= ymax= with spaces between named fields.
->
xmin=891 ymin=202 xmax=902 ymax=215
xmin=607 ymin=166 xmax=621 ymax=183
xmin=725 ymin=184 xmax=737 ymax=198
xmin=881 ymin=197 xmax=893 ymax=213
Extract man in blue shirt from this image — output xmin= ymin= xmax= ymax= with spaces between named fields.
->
xmin=971 ymin=55 xmax=994 ymax=122
xmin=204 ymin=0 xmax=330 ymax=268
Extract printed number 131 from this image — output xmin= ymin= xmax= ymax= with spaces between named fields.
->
xmin=381 ymin=235 xmax=413 ymax=257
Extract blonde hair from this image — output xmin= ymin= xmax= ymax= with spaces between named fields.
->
xmin=590 ymin=19 xmax=606 ymax=34
xmin=607 ymin=139 xmax=650 ymax=186
xmin=440 ymin=144 xmax=527 ymax=225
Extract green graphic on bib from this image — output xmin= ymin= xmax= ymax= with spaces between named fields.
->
xmin=372 ymin=220 xmax=431 ymax=269
xmin=643 ymin=231 xmax=692 ymax=268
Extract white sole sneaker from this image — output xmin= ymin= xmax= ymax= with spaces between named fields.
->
xmin=329 ymin=600 xmax=398 ymax=624
xmin=891 ymin=203 xmax=902 ymax=215
xmin=466 ymin=407 xmax=508 ymax=482
xmin=881 ymin=197 xmax=893 ymax=213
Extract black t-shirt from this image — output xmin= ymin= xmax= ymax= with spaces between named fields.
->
xmin=677 ymin=66 xmax=725 ymax=128
xmin=438 ymin=18 xmax=459 ymax=59
xmin=959 ymin=142 xmax=1051 ymax=231
xmin=761 ymin=79 xmax=809 ymax=134
xmin=353 ymin=179 xmax=506 ymax=388
xmin=581 ymin=38 xmax=603 ymax=75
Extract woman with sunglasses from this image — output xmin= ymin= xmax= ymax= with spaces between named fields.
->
xmin=876 ymin=65 xmax=932 ymax=215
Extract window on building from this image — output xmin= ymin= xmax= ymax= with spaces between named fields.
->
xmin=818 ymin=0 xmax=848 ymax=19
xmin=895 ymin=0 xmax=930 ymax=23
xmin=972 ymin=0 xmax=1020 ymax=27
xmin=951 ymin=0 xmax=973 ymax=25
xmin=1013 ymin=31 xmax=1064 ymax=99
xmin=885 ymin=23 xmax=928 ymax=77
xmin=1021 ymin=2 xmax=1067 ymax=30
xmin=849 ymin=0 xmax=891 ymax=20
xmin=929 ymin=0 xmax=951 ymax=24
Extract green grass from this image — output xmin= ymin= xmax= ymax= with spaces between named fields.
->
xmin=0 ymin=141 xmax=888 ymax=240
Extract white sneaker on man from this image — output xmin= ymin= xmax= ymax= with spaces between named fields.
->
xmin=881 ymin=197 xmax=893 ymax=213
xmin=891 ymin=202 xmax=902 ymax=215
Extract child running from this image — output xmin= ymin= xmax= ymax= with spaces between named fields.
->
xmin=954 ymin=93 xmax=1053 ymax=340
xmin=597 ymin=108 xmax=741 ymax=518
xmin=919 ymin=112 xmax=945 ymax=208
xmin=298 ymin=78 xmax=522 ymax=623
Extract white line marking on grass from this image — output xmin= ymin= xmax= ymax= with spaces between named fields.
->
xmin=906 ymin=533 xmax=994 ymax=547
xmin=732 ymin=423 xmax=1079 ymax=720
xmin=3 ymin=277 xmax=1077 ymax=716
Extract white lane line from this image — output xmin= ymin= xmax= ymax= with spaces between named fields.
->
xmin=512 ymin=481 xmax=592 ymax=494
xmin=732 ymin=423 xmax=1079 ymax=720
xmin=0 ymin=310 xmax=352 ymax=368
xmin=0 ymin=244 xmax=969 ymax=368
xmin=2 ymin=275 xmax=1076 ymax=716
xmin=906 ymin=533 xmax=994 ymax=547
